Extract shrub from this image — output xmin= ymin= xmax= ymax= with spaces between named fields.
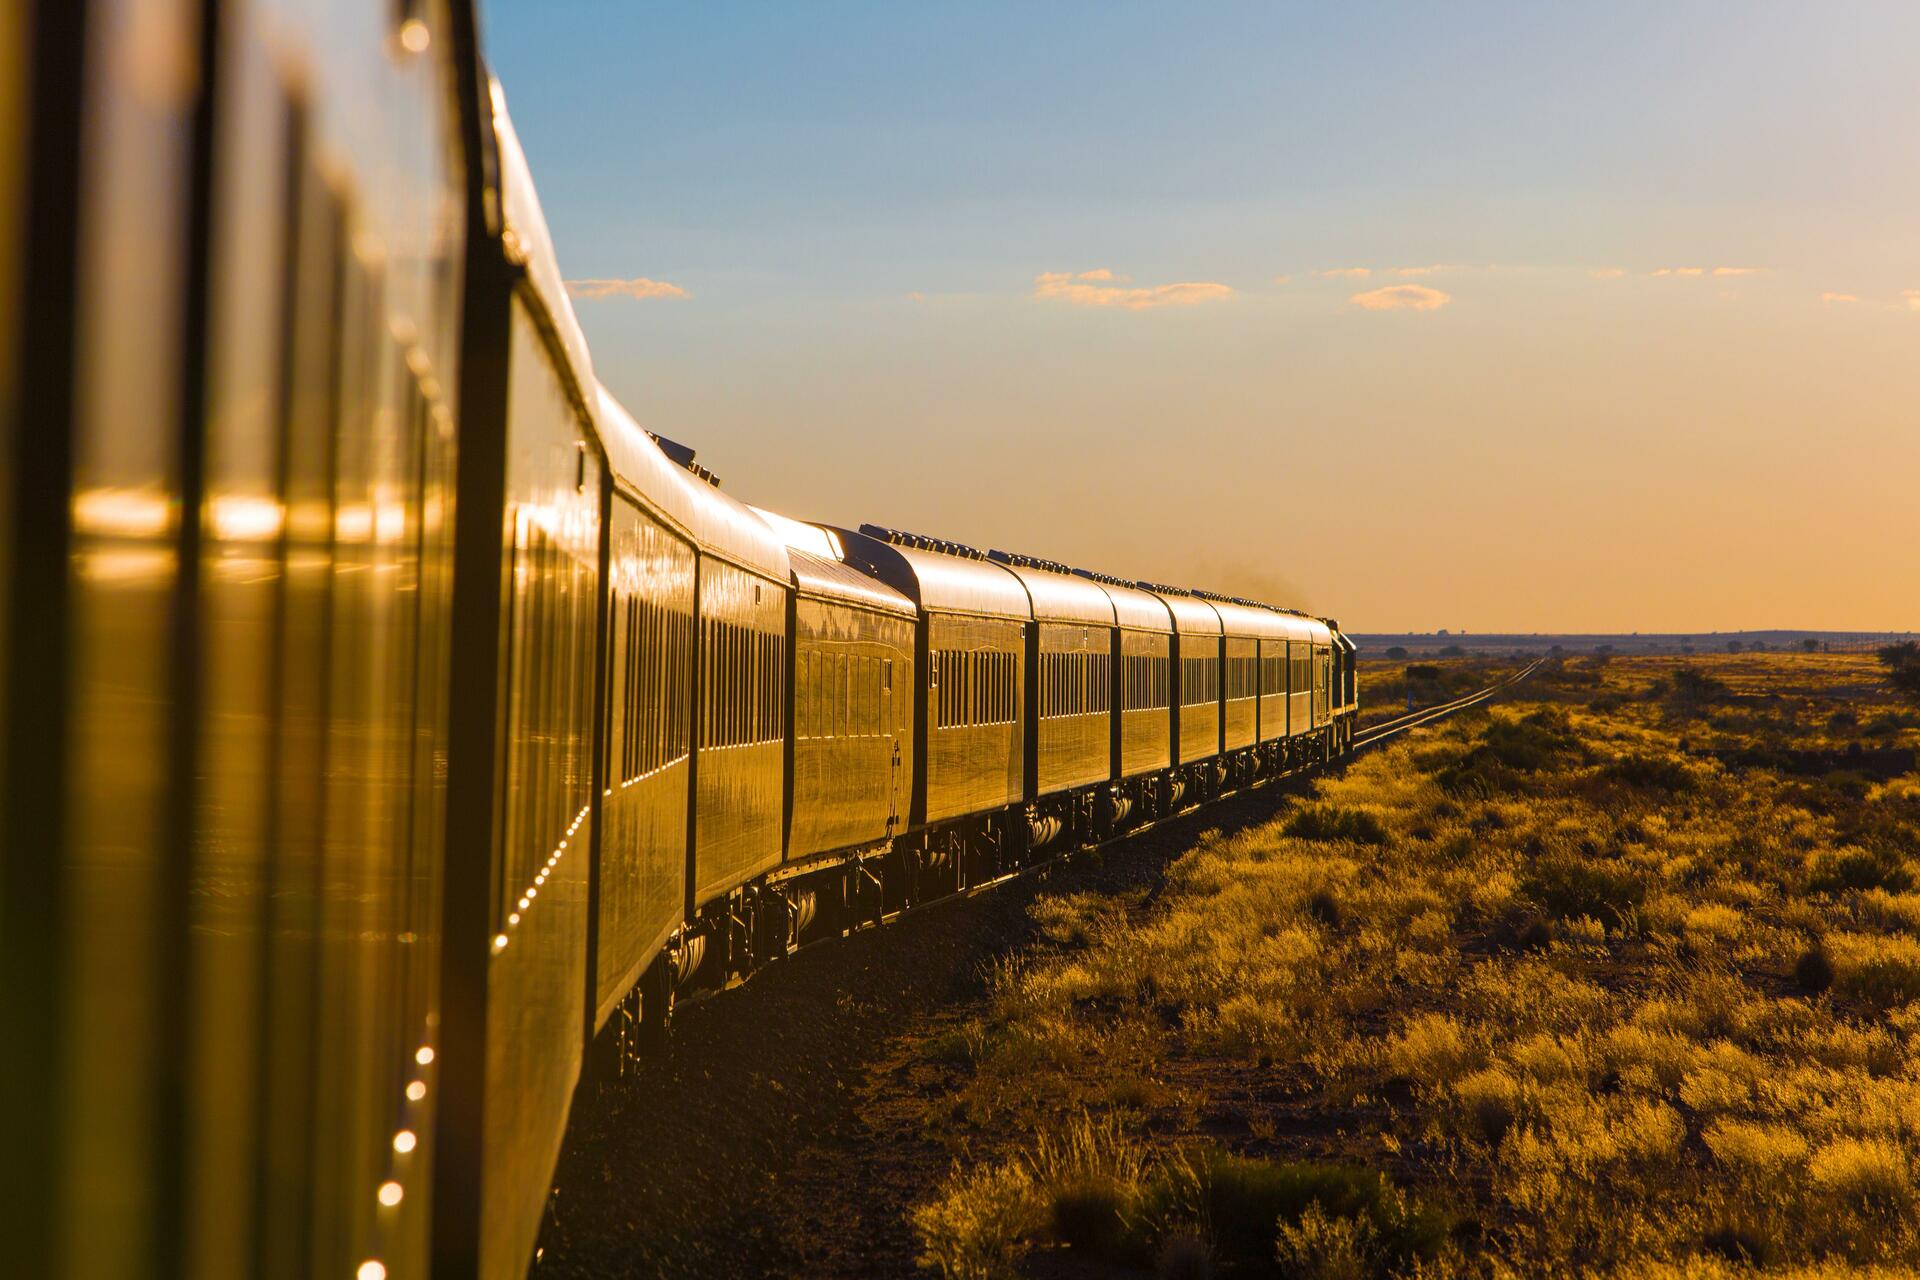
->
xmin=1520 ymin=853 xmax=1646 ymax=930
xmin=1702 ymin=1221 xmax=1777 ymax=1266
xmin=1670 ymin=666 xmax=1731 ymax=702
xmin=913 ymin=1162 xmax=1044 ymax=1279
xmin=1436 ymin=711 xmax=1582 ymax=796
xmin=1806 ymin=844 xmax=1914 ymax=895
xmin=1285 ymin=806 xmax=1389 ymax=846
xmin=1704 ymin=1119 xmax=1809 ymax=1175
xmin=1155 ymin=1234 xmax=1212 ymax=1280
xmin=1828 ymin=932 xmax=1920 ymax=1010
xmin=1794 ymin=942 xmax=1836 ymax=994
xmin=1272 ymin=1201 xmax=1373 ymax=1280
xmin=1385 ymin=1014 xmax=1475 ymax=1089
xmin=1139 ymin=1153 xmax=1448 ymax=1273
xmin=1453 ymin=1068 xmax=1522 ymax=1146
xmin=1602 ymin=752 xmax=1696 ymax=793
xmin=1809 ymin=1137 xmax=1915 ymax=1219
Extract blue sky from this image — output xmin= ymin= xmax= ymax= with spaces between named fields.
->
xmin=482 ymin=2 xmax=1920 ymax=631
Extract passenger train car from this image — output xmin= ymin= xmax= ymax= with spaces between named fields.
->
xmin=0 ymin=2 xmax=1356 ymax=1277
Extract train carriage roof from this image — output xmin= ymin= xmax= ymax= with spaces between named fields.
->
xmin=1203 ymin=596 xmax=1293 ymax=642
xmin=750 ymin=506 xmax=916 ymax=618
xmin=595 ymin=385 xmax=790 ymax=583
xmin=1139 ymin=585 xmax=1223 ymax=636
xmin=1302 ymin=616 xmax=1335 ymax=646
xmin=831 ymin=526 xmax=1031 ymax=622
xmin=492 ymin=81 xmax=594 ymax=397
xmin=1267 ymin=609 xmax=1317 ymax=645
xmin=1071 ymin=570 xmax=1173 ymax=632
xmin=987 ymin=552 xmax=1115 ymax=627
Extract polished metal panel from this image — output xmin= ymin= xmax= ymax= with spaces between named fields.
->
xmin=1034 ymin=622 xmax=1111 ymax=794
xmin=1223 ymin=636 xmax=1258 ymax=749
xmin=1118 ymin=629 xmax=1172 ymax=779
xmin=834 ymin=525 xmax=1030 ymax=620
xmin=691 ymin=556 xmax=788 ymax=905
xmin=924 ymin=614 xmax=1026 ymax=823
xmin=597 ymin=384 xmax=792 ymax=586
xmin=1148 ymin=588 xmax=1223 ymax=637
xmin=1082 ymin=575 xmax=1172 ymax=633
xmin=483 ymin=302 xmax=602 ymax=1280
xmin=789 ymin=587 xmax=916 ymax=858
xmin=1143 ymin=587 xmax=1222 ymax=764
xmin=1302 ymin=618 xmax=1335 ymax=730
xmin=42 ymin=4 xmax=197 ymax=1271
xmin=1261 ymin=613 xmax=1314 ymax=741
xmin=787 ymin=542 xmax=918 ymax=618
xmin=993 ymin=558 xmax=1115 ymax=627
xmin=596 ymin=496 xmax=695 ymax=1028
xmin=495 ymin=78 xmax=594 ymax=399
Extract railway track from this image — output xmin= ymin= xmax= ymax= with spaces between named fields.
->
xmin=664 ymin=659 xmax=1542 ymax=1021
xmin=1352 ymin=658 xmax=1544 ymax=750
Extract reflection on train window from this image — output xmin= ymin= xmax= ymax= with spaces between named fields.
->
xmin=1122 ymin=652 xmax=1168 ymax=711
xmin=935 ymin=646 xmax=1017 ymax=729
xmin=1181 ymin=654 xmax=1218 ymax=707
xmin=702 ymin=614 xmax=785 ymax=748
xmin=1227 ymin=653 xmax=1258 ymax=701
xmin=1040 ymin=649 xmax=1111 ymax=719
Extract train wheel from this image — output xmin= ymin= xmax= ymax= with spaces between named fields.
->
xmin=637 ymin=952 xmax=675 ymax=1052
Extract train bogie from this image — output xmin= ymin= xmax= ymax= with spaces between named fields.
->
xmin=2 ymin=3 xmax=1364 ymax=1272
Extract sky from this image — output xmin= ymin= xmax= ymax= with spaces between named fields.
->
xmin=481 ymin=1 xmax=1920 ymax=634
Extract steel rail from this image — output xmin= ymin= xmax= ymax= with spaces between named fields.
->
xmin=659 ymin=660 xmax=1543 ymax=1022
xmin=1352 ymin=658 xmax=1543 ymax=750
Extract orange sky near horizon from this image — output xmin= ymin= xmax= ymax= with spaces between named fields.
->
xmin=491 ymin=2 xmax=1920 ymax=634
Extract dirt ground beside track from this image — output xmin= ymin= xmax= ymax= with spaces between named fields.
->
xmin=534 ymin=773 xmax=1324 ymax=1278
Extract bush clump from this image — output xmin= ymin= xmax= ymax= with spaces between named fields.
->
xmin=1140 ymin=1152 xmax=1450 ymax=1274
xmin=1602 ymin=752 xmax=1696 ymax=793
xmin=1806 ymin=844 xmax=1914 ymax=895
xmin=1285 ymin=805 xmax=1389 ymax=846
xmin=1519 ymin=852 xmax=1646 ymax=930
xmin=1435 ymin=710 xmax=1582 ymax=796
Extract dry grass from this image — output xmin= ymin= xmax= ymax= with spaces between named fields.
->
xmin=909 ymin=653 xmax=1920 ymax=1277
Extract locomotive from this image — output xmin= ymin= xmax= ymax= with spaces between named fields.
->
xmin=0 ymin=2 xmax=1356 ymax=1277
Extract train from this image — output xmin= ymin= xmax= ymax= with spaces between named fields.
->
xmin=0 ymin=2 xmax=1358 ymax=1277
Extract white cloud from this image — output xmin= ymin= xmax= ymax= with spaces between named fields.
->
xmin=1820 ymin=292 xmax=1860 ymax=305
xmin=564 ymin=277 xmax=690 ymax=301
xmin=1590 ymin=267 xmax=1627 ymax=279
xmin=1316 ymin=267 xmax=1371 ymax=279
xmin=1651 ymin=267 xmax=1706 ymax=277
xmin=1272 ymin=274 xmax=1293 ymax=285
xmin=1349 ymin=284 xmax=1451 ymax=312
xmin=1033 ymin=270 xmax=1233 ymax=311
xmin=1905 ymin=289 xmax=1920 ymax=311
xmin=1713 ymin=266 xmax=1762 ymax=277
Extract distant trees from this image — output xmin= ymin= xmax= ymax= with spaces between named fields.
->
xmin=1439 ymin=644 xmax=1466 ymax=658
xmin=1727 ymin=640 xmax=1743 ymax=653
xmin=1405 ymin=664 xmax=1442 ymax=683
xmin=1385 ymin=646 xmax=1409 ymax=660
xmin=1802 ymin=637 xmax=1821 ymax=653
xmin=1878 ymin=643 xmax=1920 ymax=704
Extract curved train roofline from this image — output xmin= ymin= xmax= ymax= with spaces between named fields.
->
xmin=1 ymin=7 xmax=1361 ymax=1277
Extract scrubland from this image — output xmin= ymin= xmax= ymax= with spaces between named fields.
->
xmin=911 ymin=654 xmax=1920 ymax=1279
